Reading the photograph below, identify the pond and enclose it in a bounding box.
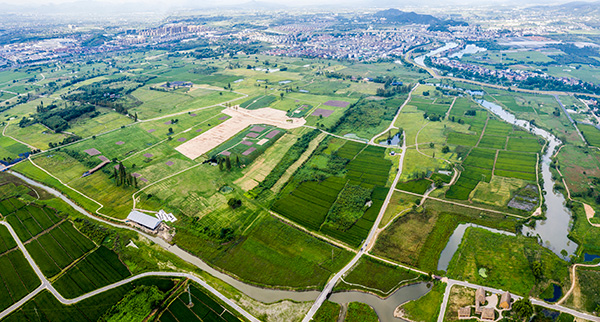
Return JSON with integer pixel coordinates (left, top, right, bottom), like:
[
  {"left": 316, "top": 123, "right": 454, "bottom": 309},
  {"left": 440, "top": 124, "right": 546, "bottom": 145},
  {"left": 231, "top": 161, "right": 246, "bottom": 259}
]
[
  {"left": 543, "top": 284, "right": 563, "bottom": 303},
  {"left": 378, "top": 133, "right": 402, "bottom": 146},
  {"left": 584, "top": 253, "right": 600, "bottom": 262}
]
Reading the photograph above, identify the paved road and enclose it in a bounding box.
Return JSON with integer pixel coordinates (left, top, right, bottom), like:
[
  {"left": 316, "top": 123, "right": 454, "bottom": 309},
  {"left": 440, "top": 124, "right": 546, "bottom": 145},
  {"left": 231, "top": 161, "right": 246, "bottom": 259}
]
[
  {"left": 438, "top": 279, "right": 600, "bottom": 322},
  {"left": 4, "top": 172, "right": 261, "bottom": 322},
  {"left": 302, "top": 133, "right": 408, "bottom": 322}
]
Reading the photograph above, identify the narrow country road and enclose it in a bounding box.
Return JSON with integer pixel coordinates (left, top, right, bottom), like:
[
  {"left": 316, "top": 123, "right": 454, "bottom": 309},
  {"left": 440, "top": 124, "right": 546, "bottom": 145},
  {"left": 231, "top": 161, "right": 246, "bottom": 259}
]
[
  {"left": 437, "top": 279, "right": 600, "bottom": 322},
  {"left": 369, "top": 84, "right": 419, "bottom": 145},
  {"left": 302, "top": 132, "right": 408, "bottom": 322}
]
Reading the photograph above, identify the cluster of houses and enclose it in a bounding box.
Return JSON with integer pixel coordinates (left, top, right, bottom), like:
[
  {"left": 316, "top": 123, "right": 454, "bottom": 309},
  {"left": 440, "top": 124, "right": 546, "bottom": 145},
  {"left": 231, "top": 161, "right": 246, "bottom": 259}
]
[{"left": 458, "top": 287, "right": 511, "bottom": 321}]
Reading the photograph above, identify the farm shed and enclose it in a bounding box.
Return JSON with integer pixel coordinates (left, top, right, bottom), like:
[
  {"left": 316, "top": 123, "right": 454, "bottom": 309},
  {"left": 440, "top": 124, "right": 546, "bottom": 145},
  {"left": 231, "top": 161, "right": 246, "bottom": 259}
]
[
  {"left": 481, "top": 307, "right": 495, "bottom": 321},
  {"left": 127, "top": 210, "right": 162, "bottom": 230},
  {"left": 499, "top": 292, "right": 511, "bottom": 309},
  {"left": 458, "top": 306, "right": 471, "bottom": 319}
]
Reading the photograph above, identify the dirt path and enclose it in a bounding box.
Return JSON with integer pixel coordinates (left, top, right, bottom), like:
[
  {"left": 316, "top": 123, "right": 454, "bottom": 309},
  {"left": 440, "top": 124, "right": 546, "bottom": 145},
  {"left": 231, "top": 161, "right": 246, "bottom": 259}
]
[
  {"left": 475, "top": 116, "right": 489, "bottom": 147},
  {"left": 445, "top": 97, "right": 457, "bottom": 119},
  {"left": 583, "top": 203, "right": 600, "bottom": 228},
  {"left": 271, "top": 132, "right": 326, "bottom": 193},
  {"left": 395, "top": 188, "right": 529, "bottom": 219},
  {"left": 557, "top": 262, "right": 600, "bottom": 305}
]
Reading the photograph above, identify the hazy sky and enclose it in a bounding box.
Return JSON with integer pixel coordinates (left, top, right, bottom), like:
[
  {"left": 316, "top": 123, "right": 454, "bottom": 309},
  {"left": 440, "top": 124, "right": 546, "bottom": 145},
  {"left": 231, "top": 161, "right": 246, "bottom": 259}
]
[{"left": 0, "top": 0, "right": 578, "bottom": 4}]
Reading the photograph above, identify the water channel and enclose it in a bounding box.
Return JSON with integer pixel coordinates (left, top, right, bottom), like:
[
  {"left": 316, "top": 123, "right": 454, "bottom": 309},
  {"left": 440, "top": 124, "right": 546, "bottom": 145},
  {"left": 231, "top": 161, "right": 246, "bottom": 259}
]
[
  {"left": 9, "top": 171, "right": 428, "bottom": 321},
  {"left": 414, "top": 42, "right": 458, "bottom": 67}
]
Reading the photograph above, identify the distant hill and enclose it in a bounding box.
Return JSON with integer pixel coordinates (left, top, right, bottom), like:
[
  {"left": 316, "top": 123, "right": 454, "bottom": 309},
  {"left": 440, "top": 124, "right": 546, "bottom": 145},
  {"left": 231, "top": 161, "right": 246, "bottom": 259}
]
[{"left": 374, "top": 8, "right": 440, "bottom": 25}]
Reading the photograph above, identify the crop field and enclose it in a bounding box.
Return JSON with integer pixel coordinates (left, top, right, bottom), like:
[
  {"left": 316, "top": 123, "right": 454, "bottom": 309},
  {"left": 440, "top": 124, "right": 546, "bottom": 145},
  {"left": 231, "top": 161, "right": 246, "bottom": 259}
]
[
  {"left": 25, "top": 221, "right": 95, "bottom": 277},
  {"left": 272, "top": 141, "right": 392, "bottom": 247},
  {"left": 272, "top": 176, "right": 346, "bottom": 231},
  {"left": 0, "top": 136, "right": 30, "bottom": 161},
  {"left": 579, "top": 123, "right": 600, "bottom": 148},
  {"left": 159, "top": 284, "right": 241, "bottom": 322},
  {"left": 477, "top": 134, "right": 507, "bottom": 149},
  {"left": 447, "top": 227, "right": 569, "bottom": 297},
  {"left": 0, "top": 225, "right": 40, "bottom": 312},
  {"left": 396, "top": 179, "right": 432, "bottom": 194},
  {"left": 507, "top": 137, "right": 543, "bottom": 153},
  {"left": 412, "top": 96, "right": 451, "bottom": 116},
  {"left": 52, "top": 246, "right": 131, "bottom": 298},
  {"left": 446, "top": 132, "right": 478, "bottom": 146},
  {"left": 6, "top": 204, "right": 63, "bottom": 243},
  {"left": 4, "top": 277, "right": 177, "bottom": 322},
  {"left": 556, "top": 145, "right": 600, "bottom": 195},
  {"left": 176, "top": 215, "right": 354, "bottom": 288},
  {"left": 494, "top": 151, "right": 537, "bottom": 181},
  {"left": 209, "top": 124, "right": 284, "bottom": 164},
  {"left": 332, "top": 97, "right": 405, "bottom": 140},
  {"left": 239, "top": 94, "right": 277, "bottom": 110}
]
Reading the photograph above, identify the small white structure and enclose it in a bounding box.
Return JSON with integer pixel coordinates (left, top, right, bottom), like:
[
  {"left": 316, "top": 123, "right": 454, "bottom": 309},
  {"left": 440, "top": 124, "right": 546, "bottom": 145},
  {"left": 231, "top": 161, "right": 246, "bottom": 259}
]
[
  {"left": 157, "top": 209, "right": 177, "bottom": 222},
  {"left": 127, "top": 210, "right": 162, "bottom": 230}
]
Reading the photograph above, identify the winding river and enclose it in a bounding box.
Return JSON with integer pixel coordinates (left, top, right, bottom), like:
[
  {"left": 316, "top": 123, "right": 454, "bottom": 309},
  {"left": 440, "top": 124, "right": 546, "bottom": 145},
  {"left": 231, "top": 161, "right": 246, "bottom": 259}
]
[
  {"left": 9, "top": 171, "right": 428, "bottom": 321},
  {"left": 476, "top": 99, "right": 578, "bottom": 258},
  {"left": 417, "top": 43, "right": 578, "bottom": 261}
]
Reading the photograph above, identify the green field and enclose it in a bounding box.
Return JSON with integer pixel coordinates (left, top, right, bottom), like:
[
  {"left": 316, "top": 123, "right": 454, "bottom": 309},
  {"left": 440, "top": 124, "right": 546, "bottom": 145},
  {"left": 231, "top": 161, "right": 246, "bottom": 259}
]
[
  {"left": 272, "top": 141, "right": 392, "bottom": 247},
  {"left": 3, "top": 277, "right": 177, "bottom": 322},
  {"left": 344, "top": 302, "right": 379, "bottom": 322},
  {"left": 0, "top": 225, "right": 41, "bottom": 312},
  {"left": 336, "top": 256, "right": 422, "bottom": 296},
  {"left": 52, "top": 246, "right": 131, "bottom": 298},
  {"left": 158, "top": 283, "right": 241, "bottom": 322},
  {"left": 579, "top": 123, "right": 600, "bottom": 147},
  {"left": 447, "top": 227, "right": 569, "bottom": 297}
]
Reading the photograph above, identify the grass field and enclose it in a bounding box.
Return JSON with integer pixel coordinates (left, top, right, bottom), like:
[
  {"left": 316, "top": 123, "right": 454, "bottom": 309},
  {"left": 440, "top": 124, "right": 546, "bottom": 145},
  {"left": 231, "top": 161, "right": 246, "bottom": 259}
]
[
  {"left": 174, "top": 215, "right": 354, "bottom": 289},
  {"left": 579, "top": 123, "right": 600, "bottom": 147},
  {"left": 401, "top": 282, "right": 444, "bottom": 322},
  {"left": 373, "top": 199, "right": 516, "bottom": 273},
  {"left": 447, "top": 227, "right": 569, "bottom": 297},
  {"left": 0, "top": 136, "right": 30, "bottom": 161},
  {"left": 344, "top": 302, "right": 379, "bottom": 322},
  {"left": 313, "top": 301, "right": 341, "bottom": 322},
  {"left": 336, "top": 256, "right": 422, "bottom": 296}
]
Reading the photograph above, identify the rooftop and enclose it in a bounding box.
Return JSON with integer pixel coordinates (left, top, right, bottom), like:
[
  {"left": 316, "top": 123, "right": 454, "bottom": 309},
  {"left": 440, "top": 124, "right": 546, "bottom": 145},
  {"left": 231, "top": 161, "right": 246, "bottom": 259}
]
[{"left": 127, "top": 210, "right": 162, "bottom": 230}]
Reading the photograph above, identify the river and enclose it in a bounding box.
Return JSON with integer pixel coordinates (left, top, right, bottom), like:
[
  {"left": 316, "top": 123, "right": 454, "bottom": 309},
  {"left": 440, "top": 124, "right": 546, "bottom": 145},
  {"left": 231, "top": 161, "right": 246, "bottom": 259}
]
[
  {"left": 476, "top": 99, "right": 578, "bottom": 258},
  {"left": 9, "top": 171, "right": 429, "bottom": 320},
  {"left": 414, "top": 42, "right": 459, "bottom": 68}
]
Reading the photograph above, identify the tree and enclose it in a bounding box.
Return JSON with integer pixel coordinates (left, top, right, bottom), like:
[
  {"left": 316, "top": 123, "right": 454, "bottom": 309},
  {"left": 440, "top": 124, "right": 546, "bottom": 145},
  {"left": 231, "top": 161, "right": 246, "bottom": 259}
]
[
  {"left": 227, "top": 198, "right": 242, "bottom": 209},
  {"left": 442, "top": 146, "right": 450, "bottom": 153},
  {"left": 513, "top": 298, "right": 534, "bottom": 320},
  {"left": 531, "top": 261, "right": 543, "bottom": 279}
]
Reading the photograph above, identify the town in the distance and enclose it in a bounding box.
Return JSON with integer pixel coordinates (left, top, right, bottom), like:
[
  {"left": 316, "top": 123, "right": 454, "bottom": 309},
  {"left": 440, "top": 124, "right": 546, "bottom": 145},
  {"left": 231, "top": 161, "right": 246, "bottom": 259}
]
[{"left": 0, "top": 0, "right": 599, "bottom": 321}]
